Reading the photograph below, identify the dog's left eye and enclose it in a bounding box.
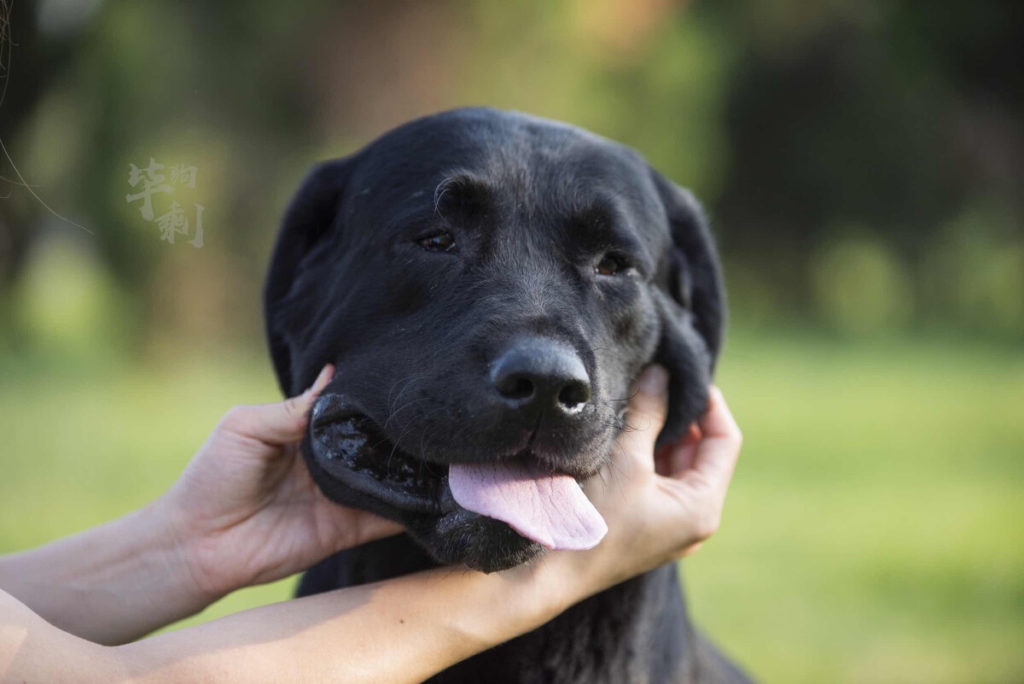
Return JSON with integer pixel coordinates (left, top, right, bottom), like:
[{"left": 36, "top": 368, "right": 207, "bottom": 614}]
[
  {"left": 417, "top": 231, "right": 457, "bottom": 253},
  {"left": 594, "top": 253, "right": 630, "bottom": 276}
]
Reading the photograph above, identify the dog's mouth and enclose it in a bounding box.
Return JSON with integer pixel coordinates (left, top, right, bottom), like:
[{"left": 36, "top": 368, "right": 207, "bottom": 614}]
[
  {"left": 309, "top": 400, "right": 447, "bottom": 514},
  {"left": 308, "top": 393, "right": 607, "bottom": 553}
]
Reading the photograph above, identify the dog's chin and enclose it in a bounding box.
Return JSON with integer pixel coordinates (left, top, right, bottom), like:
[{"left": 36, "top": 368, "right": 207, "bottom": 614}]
[
  {"left": 406, "top": 509, "right": 546, "bottom": 573},
  {"left": 304, "top": 393, "right": 546, "bottom": 572}
]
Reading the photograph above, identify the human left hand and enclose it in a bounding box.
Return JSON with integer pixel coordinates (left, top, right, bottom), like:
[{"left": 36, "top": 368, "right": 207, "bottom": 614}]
[{"left": 158, "top": 365, "right": 403, "bottom": 601}]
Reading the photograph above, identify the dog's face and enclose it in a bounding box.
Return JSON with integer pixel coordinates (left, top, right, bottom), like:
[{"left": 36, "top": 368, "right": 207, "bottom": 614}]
[{"left": 265, "top": 108, "right": 725, "bottom": 572}]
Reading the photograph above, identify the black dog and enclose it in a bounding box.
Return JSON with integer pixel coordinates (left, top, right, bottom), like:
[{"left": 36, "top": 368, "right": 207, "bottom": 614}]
[{"left": 264, "top": 108, "right": 750, "bottom": 682}]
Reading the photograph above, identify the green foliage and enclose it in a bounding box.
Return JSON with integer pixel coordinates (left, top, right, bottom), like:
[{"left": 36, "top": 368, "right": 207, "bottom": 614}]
[
  {"left": 11, "top": 233, "right": 125, "bottom": 359},
  {"left": 921, "top": 203, "right": 1024, "bottom": 336},
  {"left": 811, "top": 231, "right": 913, "bottom": 336},
  {"left": 3, "top": 0, "right": 1021, "bottom": 348}
]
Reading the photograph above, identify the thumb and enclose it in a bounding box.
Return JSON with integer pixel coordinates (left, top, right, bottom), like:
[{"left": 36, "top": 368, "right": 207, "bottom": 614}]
[
  {"left": 229, "top": 364, "right": 335, "bottom": 445},
  {"left": 615, "top": 365, "right": 669, "bottom": 468}
]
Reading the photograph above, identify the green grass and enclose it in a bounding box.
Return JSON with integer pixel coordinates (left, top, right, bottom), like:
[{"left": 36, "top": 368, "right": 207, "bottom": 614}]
[{"left": 1, "top": 333, "right": 1022, "bottom": 682}]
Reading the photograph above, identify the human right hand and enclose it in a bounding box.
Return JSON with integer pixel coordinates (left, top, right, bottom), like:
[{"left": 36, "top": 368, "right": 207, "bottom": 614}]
[{"left": 539, "top": 366, "right": 743, "bottom": 603}]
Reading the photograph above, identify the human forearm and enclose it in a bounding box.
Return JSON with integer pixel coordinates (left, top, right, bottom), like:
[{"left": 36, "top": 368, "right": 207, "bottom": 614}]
[
  {"left": 1, "top": 588, "right": 128, "bottom": 684},
  {"left": 1, "top": 375, "right": 742, "bottom": 682},
  {"left": 0, "top": 370, "right": 401, "bottom": 647},
  {"left": 0, "top": 500, "right": 210, "bottom": 645},
  {"left": 118, "top": 561, "right": 576, "bottom": 684}
]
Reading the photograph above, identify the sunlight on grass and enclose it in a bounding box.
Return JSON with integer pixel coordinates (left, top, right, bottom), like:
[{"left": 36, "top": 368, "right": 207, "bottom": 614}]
[{"left": 1, "top": 333, "right": 1021, "bottom": 682}]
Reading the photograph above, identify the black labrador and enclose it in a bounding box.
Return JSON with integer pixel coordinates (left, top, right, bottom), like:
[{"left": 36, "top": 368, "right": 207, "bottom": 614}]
[{"left": 264, "top": 108, "right": 751, "bottom": 683}]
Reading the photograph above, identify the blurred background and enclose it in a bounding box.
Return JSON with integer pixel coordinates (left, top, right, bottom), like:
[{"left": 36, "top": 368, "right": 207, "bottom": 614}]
[{"left": 1, "top": 0, "right": 1021, "bottom": 681}]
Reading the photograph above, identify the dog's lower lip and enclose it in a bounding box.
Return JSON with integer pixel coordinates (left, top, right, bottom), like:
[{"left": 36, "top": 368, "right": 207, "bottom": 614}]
[
  {"left": 309, "top": 396, "right": 594, "bottom": 514},
  {"left": 309, "top": 401, "right": 447, "bottom": 514},
  {"left": 314, "top": 414, "right": 575, "bottom": 487},
  {"left": 338, "top": 418, "right": 444, "bottom": 478}
]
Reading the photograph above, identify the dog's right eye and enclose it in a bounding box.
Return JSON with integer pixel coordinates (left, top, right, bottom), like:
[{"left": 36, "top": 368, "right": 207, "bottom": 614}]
[{"left": 417, "top": 231, "right": 457, "bottom": 253}]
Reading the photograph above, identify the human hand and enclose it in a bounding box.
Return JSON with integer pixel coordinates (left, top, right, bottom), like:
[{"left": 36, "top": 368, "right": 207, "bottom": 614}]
[
  {"left": 158, "top": 365, "right": 403, "bottom": 601},
  {"left": 539, "top": 366, "right": 742, "bottom": 603}
]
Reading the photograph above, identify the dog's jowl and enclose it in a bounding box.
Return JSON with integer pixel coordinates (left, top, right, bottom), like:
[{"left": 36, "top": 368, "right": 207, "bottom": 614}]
[{"left": 264, "top": 108, "right": 749, "bottom": 683}]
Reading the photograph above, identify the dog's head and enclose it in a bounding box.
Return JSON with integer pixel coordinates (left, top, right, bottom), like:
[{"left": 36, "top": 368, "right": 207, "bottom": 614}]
[{"left": 264, "top": 108, "right": 725, "bottom": 572}]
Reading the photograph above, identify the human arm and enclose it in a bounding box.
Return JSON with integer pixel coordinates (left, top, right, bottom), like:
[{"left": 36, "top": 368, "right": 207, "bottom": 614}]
[
  {"left": 1, "top": 366, "right": 742, "bottom": 684},
  {"left": 0, "top": 553, "right": 623, "bottom": 684},
  {"left": 0, "top": 365, "right": 402, "bottom": 645}
]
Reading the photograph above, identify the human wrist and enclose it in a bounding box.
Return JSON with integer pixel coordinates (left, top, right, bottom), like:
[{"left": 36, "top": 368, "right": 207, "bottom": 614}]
[
  {"left": 446, "top": 561, "right": 569, "bottom": 651},
  {"left": 525, "top": 518, "right": 662, "bottom": 608},
  {"left": 501, "top": 548, "right": 606, "bottom": 627},
  {"left": 146, "top": 494, "right": 231, "bottom": 610},
  {"left": 0, "top": 500, "right": 217, "bottom": 644}
]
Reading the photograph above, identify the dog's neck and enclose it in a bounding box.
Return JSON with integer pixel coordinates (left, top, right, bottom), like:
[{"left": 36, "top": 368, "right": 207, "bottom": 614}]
[{"left": 297, "top": 534, "right": 700, "bottom": 683}]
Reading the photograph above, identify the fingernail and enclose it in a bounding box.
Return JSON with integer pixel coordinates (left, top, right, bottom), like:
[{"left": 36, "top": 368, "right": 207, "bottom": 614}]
[{"left": 638, "top": 365, "right": 668, "bottom": 395}]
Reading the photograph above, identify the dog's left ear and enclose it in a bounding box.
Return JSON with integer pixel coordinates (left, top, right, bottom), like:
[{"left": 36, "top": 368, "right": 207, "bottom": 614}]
[
  {"left": 264, "top": 157, "right": 355, "bottom": 396},
  {"left": 648, "top": 167, "right": 727, "bottom": 444}
]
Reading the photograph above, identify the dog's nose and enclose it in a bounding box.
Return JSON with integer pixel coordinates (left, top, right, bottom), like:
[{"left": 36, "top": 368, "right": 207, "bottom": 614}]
[{"left": 490, "top": 338, "right": 591, "bottom": 415}]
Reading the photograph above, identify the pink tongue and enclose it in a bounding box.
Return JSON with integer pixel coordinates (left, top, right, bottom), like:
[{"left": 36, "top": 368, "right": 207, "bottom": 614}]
[{"left": 448, "top": 461, "right": 607, "bottom": 551}]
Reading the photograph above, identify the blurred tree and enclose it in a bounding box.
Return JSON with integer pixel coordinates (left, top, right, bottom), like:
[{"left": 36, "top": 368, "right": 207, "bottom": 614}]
[
  {"left": 0, "top": 0, "right": 81, "bottom": 334},
  {"left": 1, "top": 0, "right": 1021, "bottom": 352},
  {"left": 713, "top": 0, "right": 1023, "bottom": 332}
]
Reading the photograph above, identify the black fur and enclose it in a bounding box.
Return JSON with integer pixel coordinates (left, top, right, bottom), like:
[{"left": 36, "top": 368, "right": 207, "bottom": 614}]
[{"left": 264, "top": 108, "right": 750, "bottom": 682}]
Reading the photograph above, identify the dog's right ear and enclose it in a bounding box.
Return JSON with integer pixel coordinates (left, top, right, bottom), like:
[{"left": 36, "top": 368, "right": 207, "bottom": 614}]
[{"left": 264, "top": 157, "right": 355, "bottom": 396}]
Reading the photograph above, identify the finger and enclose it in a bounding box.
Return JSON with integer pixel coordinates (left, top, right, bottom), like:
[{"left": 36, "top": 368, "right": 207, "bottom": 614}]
[
  {"left": 700, "top": 387, "right": 740, "bottom": 441},
  {"left": 655, "top": 424, "right": 701, "bottom": 477},
  {"left": 654, "top": 422, "right": 700, "bottom": 476},
  {"left": 235, "top": 364, "right": 335, "bottom": 445},
  {"left": 654, "top": 442, "right": 674, "bottom": 476},
  {"left": 683, "top": 386, "right": 742, "bottom": 497},
  {"left": 679, "top": 541, "right": 704, "bottom": 557},
  {"left": 615, "top": 365, "right": 669, "bottom": 464}
]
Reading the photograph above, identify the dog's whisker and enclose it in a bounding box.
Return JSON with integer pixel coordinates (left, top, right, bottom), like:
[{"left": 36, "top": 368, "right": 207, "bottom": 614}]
[{"left": 383, "top": 374, "right": 430, "bottom": 431}]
